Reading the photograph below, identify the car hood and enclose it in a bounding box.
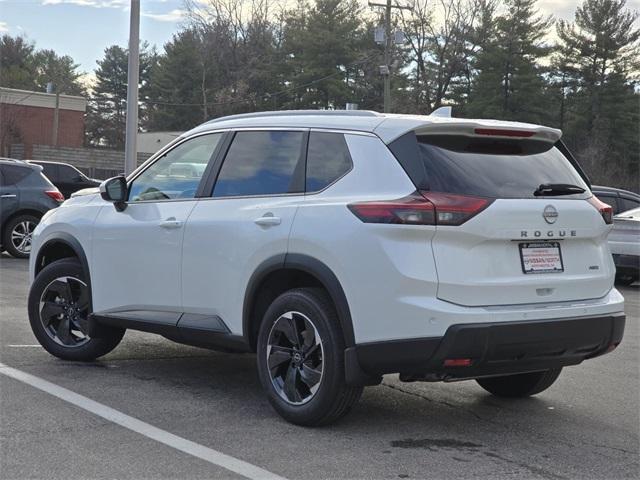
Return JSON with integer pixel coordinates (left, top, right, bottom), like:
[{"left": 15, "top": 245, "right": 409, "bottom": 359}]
[{"left": 70, "top": 187, "right": 100, "bottom": 198}]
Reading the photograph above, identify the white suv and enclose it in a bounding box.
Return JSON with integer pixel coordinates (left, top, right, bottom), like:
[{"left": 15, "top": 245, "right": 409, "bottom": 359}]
[{"left": 28, "top": 110, "right": 626, "bottom": 425}]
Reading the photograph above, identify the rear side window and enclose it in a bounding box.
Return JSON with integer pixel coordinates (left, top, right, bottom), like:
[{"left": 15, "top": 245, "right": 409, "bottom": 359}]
[
  {"left": 619, "top": 197, "right": 640, "bottom": 213},
  {"left": 306, "top": 132, "right": 352, "bottom": 192},
  {"left": 1, "top": 165, "right": 31, "bottom": 185},
  {"left": 389, "top": 133, "right": 590, "bottom": 199},
  {"left": 213, "top": 131, "right": 305, "bottom": 197}
]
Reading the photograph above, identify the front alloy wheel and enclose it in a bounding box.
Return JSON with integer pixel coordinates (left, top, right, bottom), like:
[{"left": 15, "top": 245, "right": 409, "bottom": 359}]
[
  {"left": 28, "top": 258, "right": 125, "bottom": 361},
  {"left": 39, "top": 276, "right": 91, "bottom": 347},
  {"left": 266, "top": 311, "right": 324, "bottom": 405}
]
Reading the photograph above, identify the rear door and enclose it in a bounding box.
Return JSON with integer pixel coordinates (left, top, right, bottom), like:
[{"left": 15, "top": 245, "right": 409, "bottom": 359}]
[
  {"left": 390, "top": 131, "right": 614, "bottom": 307},
  {"left": 181, "top": 129, "right": 307, "bottom": 335}
]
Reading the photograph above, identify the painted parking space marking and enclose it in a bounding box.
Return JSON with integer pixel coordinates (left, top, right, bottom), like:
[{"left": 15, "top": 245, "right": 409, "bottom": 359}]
[{"left": 0, "top": 362, "right": 287, "bottom": 480}]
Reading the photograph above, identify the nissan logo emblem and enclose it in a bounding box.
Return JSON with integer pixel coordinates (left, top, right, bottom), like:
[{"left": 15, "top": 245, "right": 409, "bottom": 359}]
[{"left": 543, "top": 205, "right": 558, "bottom": 224}]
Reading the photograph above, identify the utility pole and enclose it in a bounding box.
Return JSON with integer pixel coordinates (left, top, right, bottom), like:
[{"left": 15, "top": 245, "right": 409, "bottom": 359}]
[
  {"left": 369, "top": 0, "right": 411, "bottom": 113},
  {"left": 47, "top": 82, "right": 60, "bottom": 147},
  {"left": 124, "top": 0, "right": 140, "bottom": 175}
]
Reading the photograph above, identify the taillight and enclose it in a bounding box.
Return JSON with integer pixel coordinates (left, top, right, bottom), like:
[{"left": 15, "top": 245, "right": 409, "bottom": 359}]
[
  {"left": 420, "top": 192, "right": 492, "bottom": 226},
  {"left": 348, "top": 192, "right": 492, "bottom": 226},
  {"left": 45, "top": 190, "right": 64, "bottom": 203},
  {"left": 347, "top": 192, "right": 435, "bottom": 225},
  {"left": 588, "top": 196, "right": 613, "bottom": 224}
]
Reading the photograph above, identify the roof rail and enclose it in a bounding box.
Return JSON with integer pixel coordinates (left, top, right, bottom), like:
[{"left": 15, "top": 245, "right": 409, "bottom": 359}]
[{"left": 206, "top": 109, "right": 382, "bottom": 124}]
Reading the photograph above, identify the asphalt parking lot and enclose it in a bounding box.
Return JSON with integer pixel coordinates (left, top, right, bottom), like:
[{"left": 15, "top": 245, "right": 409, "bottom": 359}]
[{"left": 1, "top": 254, "right": 638, "bottom": 480}]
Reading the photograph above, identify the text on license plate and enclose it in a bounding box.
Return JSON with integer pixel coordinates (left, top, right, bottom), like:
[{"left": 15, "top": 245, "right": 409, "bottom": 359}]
[{"left": 519, "top": 242, "right": 564, "bottom": 274}]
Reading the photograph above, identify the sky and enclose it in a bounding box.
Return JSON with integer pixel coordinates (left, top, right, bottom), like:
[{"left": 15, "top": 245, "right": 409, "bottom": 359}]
[{"left": 1, "top": 0, "right": 639, "bottom": 83}]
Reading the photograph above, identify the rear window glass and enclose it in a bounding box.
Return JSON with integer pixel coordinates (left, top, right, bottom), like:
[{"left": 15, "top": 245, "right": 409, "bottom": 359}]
[
  {"left": 306, "top": 132, "right": 352, "bottom": 192},
  {"left": 0, "top": 165, "right": 31, "bottom": 185},
  {"left": 390, "top": 134, "right": 590, "bottom": 199}
]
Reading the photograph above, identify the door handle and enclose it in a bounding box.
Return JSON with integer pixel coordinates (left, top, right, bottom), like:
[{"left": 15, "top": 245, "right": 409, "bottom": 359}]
[
  {"left": 1, "top": 194, "right": 16, "bottom": 198},
  {"left": 159, "top": 217, "right": 183, "bottom": 229},
  {"left": 254, "top": 214, "right": 281, "bottom": 227}
]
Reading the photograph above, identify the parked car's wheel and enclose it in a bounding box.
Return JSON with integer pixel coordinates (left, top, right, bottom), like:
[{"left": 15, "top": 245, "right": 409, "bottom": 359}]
[
  {"left": 257, "top": 288, "right": 363, "bottom": 426},
  {"left": 3, "top": 214, "right": 39, "bottom": 258},
  {"left": 28, "top": 258, "right": 124, "bottom": 361},
  {"left": 615, "top": 274, "right": 637, "bottom": 286},
  {"left": 476, "top": 368, "right": 562, "bottom": 397}
]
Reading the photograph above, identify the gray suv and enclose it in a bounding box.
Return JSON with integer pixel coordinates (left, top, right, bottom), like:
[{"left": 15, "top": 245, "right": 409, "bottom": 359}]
[{"left": 0, "top": 158, "right": 64, "bottom": 258}]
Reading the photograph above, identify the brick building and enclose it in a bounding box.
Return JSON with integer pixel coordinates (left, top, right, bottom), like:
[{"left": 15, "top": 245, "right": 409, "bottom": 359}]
[{"left": 0, "top": 87, "right": 87, "bottom": 158}]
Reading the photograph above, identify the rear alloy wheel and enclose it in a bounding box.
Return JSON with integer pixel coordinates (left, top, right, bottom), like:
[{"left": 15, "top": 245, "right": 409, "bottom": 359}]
[
  {"left": 266, "top": 311, "right": 324, "bottom": 405},
  {"left": 28, "top": 258, "right": 124, "bottom": 361},
  {"left": 257, "top": 288, "right": 363, "bottom": 426},
  {"left": 476, "top": 368, "right": 562, "bottom": 398},
  {"left": 3, "top": 214, "right": 39, "bottom": 258}
]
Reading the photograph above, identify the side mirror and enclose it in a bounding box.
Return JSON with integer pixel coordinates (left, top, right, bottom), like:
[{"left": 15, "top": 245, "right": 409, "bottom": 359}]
[{"left": 100, "top": 176, "right": 128, "bottom": 212}]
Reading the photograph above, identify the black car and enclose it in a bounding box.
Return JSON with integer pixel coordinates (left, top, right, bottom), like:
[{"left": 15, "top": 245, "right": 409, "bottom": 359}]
[
  {"left": 592, "top": 185, "right": 640, "bottom": 214},
  {"left": 28, "top": 160, "right": 101, "bottom": 198},
  {"left": 0, "top": 158, "right": 64, "bottom": 258}
]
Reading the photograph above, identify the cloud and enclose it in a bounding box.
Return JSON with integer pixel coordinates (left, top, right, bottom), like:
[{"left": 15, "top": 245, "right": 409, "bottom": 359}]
[
  {"left": 41, "top": 0, "right": 128, "bottom": 8},
  {"left": 142, "top": 8, "right": 186, "bottom": 22},
  {"left": 0, "top": 21, "right": 8, "bottom": 33}
]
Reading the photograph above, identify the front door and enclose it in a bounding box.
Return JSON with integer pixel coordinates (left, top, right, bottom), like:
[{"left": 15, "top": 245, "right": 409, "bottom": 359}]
[{"left": 90, "top": 132, "right": 224, "bottom": 315}]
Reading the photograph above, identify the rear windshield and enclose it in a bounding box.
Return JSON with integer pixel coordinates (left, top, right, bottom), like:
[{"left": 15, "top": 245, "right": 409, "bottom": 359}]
[{"left": 389, "top": 133, "right": 590, "bottom": 199}]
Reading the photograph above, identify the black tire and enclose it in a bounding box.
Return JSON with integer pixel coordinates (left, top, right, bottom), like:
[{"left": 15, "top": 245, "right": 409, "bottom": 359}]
[
  {"left": 257, "top": 288, "right": 363, "bottom": 426},
  {"left": 3, "top": 214, "right": 40, "bottom": 258},
  {"left": 28, "top": 258, "right": 125, "bottom": 361},
  {"left": 615, "top": 275, "right": 637, "bottom": 286},
  {"left": 476, "top": 368, "right": 562, "bottom": 398}
]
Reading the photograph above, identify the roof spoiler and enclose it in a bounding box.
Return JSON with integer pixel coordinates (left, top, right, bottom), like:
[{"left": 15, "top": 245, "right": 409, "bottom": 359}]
[{"left": 430, "top": 106, "right": 452, "bottom": 118}]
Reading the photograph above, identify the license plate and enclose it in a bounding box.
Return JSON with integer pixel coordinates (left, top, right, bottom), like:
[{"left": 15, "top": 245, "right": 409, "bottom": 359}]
[{"left": 519, "top": 242, "right": 564, "bottom": 274}]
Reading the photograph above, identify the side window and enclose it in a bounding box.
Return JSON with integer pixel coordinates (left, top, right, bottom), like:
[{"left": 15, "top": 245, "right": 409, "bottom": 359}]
[
  {"left": 596, "top": 194, "right": 619, "bottom": 214},
  {"left": 2, "top": 165, "right": 30, "bottom": 185},
  {"left": 129, "top": 133, "right": 222, "bottom": 202},
  {"left": 40, "top": 163, "right": 59, "bottom": 182},
  {"left": 619, "top": 197, "right": 640, "bottom": 213},
  {"left": 306, "top": 132, "right": 353, "bottom": 192},
  {"left": 58, "top": 164, "right": 81, "bottom": 180},
  {"left": 213, "top": 131, "right": 305, "bottom": 197}
]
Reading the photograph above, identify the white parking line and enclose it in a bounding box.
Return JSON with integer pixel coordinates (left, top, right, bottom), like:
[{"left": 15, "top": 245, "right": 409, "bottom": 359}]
[
  {"left": 0, "top": 362, "right": 287, "bottom": 480},
  {"left": 6, "top": 344, "right": 42, "bottom": 347}
]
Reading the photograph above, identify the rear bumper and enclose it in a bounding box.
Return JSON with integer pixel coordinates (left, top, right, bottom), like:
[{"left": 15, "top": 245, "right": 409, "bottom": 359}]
[{"left": 345, "top": 313, "right": 625, "bottom": 385}]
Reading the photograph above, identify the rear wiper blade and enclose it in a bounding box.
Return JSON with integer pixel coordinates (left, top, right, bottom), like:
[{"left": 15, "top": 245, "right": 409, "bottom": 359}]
[{"left": 534, "top": 183, "right": 586, "bottom": 196}]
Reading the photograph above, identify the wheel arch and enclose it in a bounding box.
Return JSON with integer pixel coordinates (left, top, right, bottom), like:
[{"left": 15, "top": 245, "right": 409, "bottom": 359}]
[
  {"left": 2, "top": 209, "right": 45, "bottom": 231},
  {"left": 243, "top": 253, "right": 355, "bottom": 352},
  {"left": 35, "top": 233, "right": 90, "bottom": 284}
]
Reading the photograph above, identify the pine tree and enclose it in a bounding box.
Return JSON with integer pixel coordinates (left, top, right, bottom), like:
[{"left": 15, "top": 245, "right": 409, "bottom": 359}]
[
  {"left": 555, "top": 0, "right": 639, "bottom": 189},
  {"left": 0, "top": 35, "right": 37, "bottom": 90},
  {"left": 281, "top": 0, "right": 368, "bottom": 109},
  {"left": 87, "top": 44, "right": 154, "bottom": 148},
  {"left": 34, "top": 49, "right": 85, "bottom": 96},
  {"left": 465, "top": 0, "right": 552, "bottom": 123}
]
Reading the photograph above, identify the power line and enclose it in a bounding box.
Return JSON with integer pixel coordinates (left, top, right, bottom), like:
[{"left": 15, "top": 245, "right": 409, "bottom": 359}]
[{"left": 86, "top": 53, "right": 379, "bottom": 109}]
